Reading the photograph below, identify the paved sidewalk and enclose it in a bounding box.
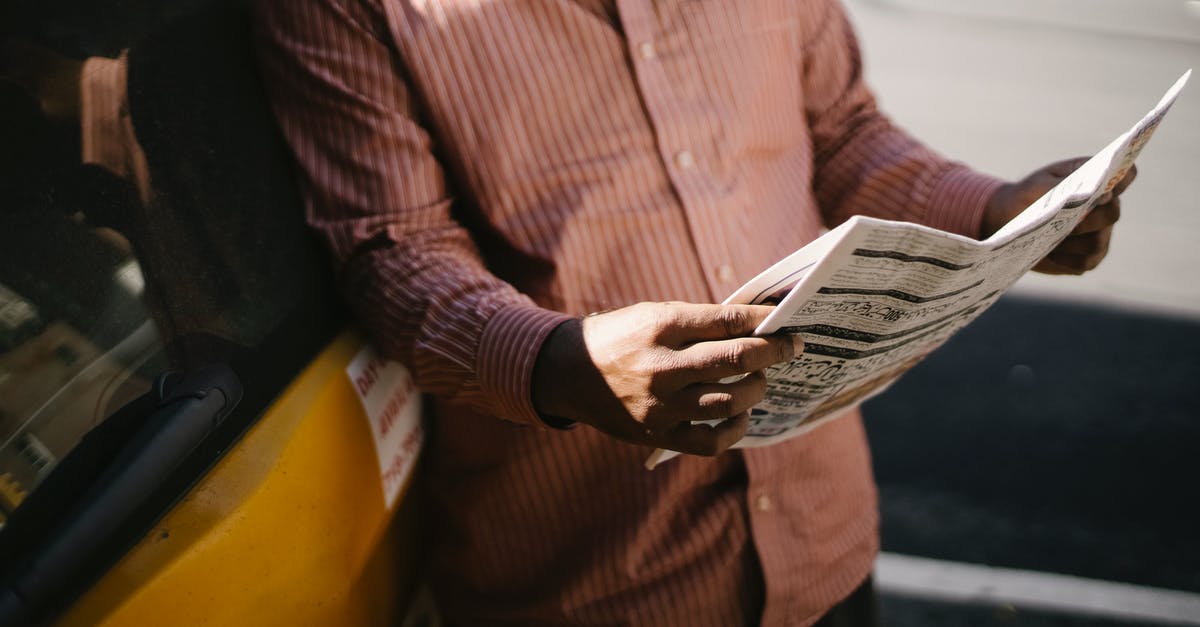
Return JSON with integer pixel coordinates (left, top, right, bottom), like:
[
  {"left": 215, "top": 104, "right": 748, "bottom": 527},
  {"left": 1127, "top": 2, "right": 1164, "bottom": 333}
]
[{"left": 846, "top": 0, "right": 1200, "bottom": 318}]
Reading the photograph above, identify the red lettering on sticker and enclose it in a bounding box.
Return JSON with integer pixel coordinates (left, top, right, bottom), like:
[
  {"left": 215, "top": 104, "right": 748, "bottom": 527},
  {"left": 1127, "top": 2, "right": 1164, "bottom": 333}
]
[
  {"left": 378, "top": 394, "right": 400, "bottom": 437},
  {"left": 377, "top": 372, "right": 418, "bottom": 437},
  {"left": 355, "top": 359, "right": 380, "bottom": 396},
  {"left": 381, "top": 423, "right": 424, "bottom": 491}
]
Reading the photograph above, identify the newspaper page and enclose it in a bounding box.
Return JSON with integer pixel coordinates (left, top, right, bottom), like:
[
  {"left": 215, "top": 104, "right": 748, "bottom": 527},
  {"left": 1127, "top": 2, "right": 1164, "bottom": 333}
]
[{"left": 646, "top": 70, "right": 1190, "bottom": 468}]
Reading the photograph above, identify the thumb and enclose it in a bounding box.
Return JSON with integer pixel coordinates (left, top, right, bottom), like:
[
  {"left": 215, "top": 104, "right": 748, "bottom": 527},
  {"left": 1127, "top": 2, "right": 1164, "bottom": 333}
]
[{"left": 657, "top": 303, "right": 774, "bottom": 344}]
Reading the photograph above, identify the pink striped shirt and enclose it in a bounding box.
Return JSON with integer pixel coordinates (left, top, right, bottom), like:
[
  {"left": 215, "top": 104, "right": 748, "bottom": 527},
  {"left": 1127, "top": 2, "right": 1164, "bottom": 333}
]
[{"left": 255, "top": 1, "right": 1000, "bottom": 624}]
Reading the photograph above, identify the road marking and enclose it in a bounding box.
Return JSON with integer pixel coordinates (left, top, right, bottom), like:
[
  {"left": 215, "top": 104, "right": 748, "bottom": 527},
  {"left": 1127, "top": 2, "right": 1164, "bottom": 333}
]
[{"left": 876, "top": 552, "right": 1200, "bottom": 625}]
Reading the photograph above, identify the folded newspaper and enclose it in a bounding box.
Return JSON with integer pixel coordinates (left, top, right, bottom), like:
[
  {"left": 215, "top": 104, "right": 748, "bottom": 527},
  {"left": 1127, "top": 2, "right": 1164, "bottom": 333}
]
[{"left": 647, "top": 70, "right": 1191, "bottom": 469}]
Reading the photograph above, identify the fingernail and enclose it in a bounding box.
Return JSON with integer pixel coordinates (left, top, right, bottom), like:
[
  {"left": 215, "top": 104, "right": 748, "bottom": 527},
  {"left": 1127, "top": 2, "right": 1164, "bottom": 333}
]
[{"left": 791, "top": 334, "right": 804, "bottom": 356}]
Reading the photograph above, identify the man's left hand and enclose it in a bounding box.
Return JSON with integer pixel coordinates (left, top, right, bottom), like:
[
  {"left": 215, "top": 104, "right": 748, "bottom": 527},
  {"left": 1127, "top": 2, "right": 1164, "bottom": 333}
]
[{"left": 980, "top": 157, "right": 1137, "bottom": 275}]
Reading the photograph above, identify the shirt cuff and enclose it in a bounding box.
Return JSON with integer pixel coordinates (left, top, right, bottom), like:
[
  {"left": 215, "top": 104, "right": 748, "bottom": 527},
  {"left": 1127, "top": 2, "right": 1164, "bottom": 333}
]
[
  {"left": 921, "top": 165, "right": 1005, "bottom": 239},
  {"left": 476, "top": 303, "right": 576, "bottom": 428}
]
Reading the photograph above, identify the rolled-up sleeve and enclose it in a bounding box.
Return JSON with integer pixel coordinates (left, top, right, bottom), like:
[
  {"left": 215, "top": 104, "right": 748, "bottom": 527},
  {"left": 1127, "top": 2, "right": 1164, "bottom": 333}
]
[
  {"left": 254, "top": 0, "right": 572, "bottom": 426},
  {"left": 804, "top": 0, "right": 1003, "bottom": 238}
]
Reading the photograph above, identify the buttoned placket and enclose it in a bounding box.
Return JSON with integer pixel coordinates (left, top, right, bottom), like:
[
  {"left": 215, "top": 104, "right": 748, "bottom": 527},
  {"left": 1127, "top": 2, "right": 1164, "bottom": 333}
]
[
  {"left": 742, "top": 448, "right": 792, "bottom": 625},
  {"left": 613, "top": 0, "right": 743, "bottom": 302},
  {"left": 613, "top": 7, "right": 786, "bottom": 616}
]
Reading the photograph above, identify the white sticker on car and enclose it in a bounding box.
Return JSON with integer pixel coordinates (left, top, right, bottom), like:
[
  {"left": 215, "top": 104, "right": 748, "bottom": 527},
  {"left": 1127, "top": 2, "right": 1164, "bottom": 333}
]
[{"left": 346, "top": 345, "right": 423, "bottom": 509}]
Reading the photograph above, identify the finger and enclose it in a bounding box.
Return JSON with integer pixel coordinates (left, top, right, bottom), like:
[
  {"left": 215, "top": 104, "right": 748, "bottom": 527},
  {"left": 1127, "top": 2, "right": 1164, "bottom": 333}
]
[
  {"left": 673, "top": 371, "right": 768, "bottom": 423},
  {"left": 1037, "top": 242, "right": 1110, "bottom": 275},
  {"left": 673, "top": 335, "right": 798, "bottom": 383},
  {"left": 1112, "top": 164, "right": 1138, "bottom": 196},
  {"left": 1053, "top": 229, "right": 1112, "bottom": 257},
  {"left": 655, "top": 303, "right": 775, "bottom": 344},
  {"left": 1073, "top": 198, "right": 1120, "bottom": 235},
  {"left": 658, "top": 411, "right": 750, "bottom": 457},
  {"left": 1031, "top": 256, "right": 1083, "bottom": 275}
]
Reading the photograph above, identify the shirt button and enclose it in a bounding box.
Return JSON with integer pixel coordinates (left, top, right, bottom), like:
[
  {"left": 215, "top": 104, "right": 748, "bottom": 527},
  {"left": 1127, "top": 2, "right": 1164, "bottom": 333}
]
[
  {"left": 756, "top": 494, "right": 773, "bottom": 512},
  {"left": 715, "top": 264, "right": 736, "bottom": 283},
  {"left": 638, "top": 41, "right": 656, "bottom": 60},
  {"left": 674, "top": 150, "right": 695, "bottom": 169}
]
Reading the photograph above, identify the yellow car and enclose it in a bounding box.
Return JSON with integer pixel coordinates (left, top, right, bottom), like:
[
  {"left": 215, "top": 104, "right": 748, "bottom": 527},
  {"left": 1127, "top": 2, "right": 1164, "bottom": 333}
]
[{"left": 1, "top": 4, "right": 431, "bottom": 625}]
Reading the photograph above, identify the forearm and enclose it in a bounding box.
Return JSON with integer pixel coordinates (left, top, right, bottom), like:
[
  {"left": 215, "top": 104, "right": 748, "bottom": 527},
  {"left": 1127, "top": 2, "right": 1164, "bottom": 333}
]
[
  {"left": 256, "top": 0, "right": 572, "bottom": 425},
  {"left": 814, "top": 114, "right": 1002, "bottom": 237},
  {"left": 805, "top": 0, "right": 1002, "bottom": 237},
  {"left": 344, "top": 232, "right": 572, "bottom": 424}
]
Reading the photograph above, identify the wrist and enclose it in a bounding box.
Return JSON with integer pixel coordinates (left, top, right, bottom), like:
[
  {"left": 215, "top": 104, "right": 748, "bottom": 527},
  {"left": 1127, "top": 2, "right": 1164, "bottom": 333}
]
[
  {"left": 531, "top": 317, "right": 586, "bottom": 423},
  {"left": 981, "top": 182, "right": 1016, "bottom": 239}
]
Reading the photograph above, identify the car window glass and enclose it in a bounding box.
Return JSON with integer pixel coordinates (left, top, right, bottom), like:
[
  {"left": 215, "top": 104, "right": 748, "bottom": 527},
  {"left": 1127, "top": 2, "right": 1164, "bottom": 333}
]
[
  {"left": 0, "top": 0, "right": 343, "bottom": 532},
  {"left": 0, "top": 177, "right": 167, "bottom": 529}
]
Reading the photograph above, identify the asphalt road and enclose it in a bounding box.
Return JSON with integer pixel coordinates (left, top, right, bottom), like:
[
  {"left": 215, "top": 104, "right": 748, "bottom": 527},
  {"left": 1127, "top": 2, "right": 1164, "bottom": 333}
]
[{"left": 862, "top": 294, "right": 1200, "bottom": 624}]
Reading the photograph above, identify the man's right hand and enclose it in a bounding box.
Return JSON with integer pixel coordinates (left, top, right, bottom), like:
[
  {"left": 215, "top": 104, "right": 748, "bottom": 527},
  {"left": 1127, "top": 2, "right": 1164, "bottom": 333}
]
[{"left": 532, "top": 302, "right": 801, "bottom": 456}]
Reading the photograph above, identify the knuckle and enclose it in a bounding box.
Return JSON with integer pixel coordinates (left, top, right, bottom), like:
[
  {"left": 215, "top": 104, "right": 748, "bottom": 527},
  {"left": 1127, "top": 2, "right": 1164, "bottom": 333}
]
[
  {"left": 632, "top": 301, "right": 659, "bottom": 316},
  {"left": 728, "top": 346, "right": 751, "bottom": 372},
  {"left": 631, "top": 357, "right": 656, "bottom": 382},
  {"left": 718, "top": 309, "right": 748, "bottom": 338},
  {"left": 646, "top": 306, "right": 673, "bottom": 335},
  {"left": 641, "top": 350, "right": 677, "bottom": 379},
  {"left": 644, "top": 350, "right": 669, "bottom": 374},
  {"left": 709, "top": 344, "right": 749, "bottom": 373}
]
